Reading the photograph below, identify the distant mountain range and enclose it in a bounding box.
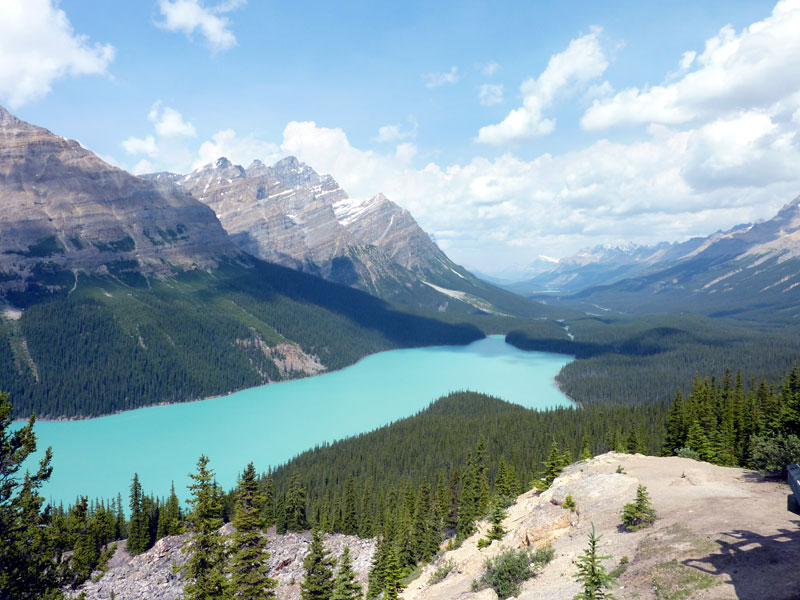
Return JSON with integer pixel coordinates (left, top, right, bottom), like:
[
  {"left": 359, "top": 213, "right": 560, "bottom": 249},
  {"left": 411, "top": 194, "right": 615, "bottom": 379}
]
[
  {"left": 144, "top": 157, "right": 541, "bottom": 316},
  {"left": 511, "top": 200, "right": 800, "bottom": 321}
]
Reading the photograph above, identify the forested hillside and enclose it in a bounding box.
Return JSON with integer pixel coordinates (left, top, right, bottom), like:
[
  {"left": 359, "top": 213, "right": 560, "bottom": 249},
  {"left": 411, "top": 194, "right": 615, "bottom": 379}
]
[
  {"left": 507, "top": 313, "right": 800, "bottom": 406},
  {"left": 0, "top": 258, "right": 483, "bottom": 418}
]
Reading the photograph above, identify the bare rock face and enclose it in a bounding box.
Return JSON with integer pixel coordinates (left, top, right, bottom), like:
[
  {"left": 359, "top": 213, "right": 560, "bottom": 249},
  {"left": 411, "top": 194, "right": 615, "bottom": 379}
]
[
  {"left": 0, "top": 105, "right": 240, "bottom": 299},
  {"left": 72, "top": 528, "right": 375, "bottom": 600},
  {"left": 156, "top": 156, "right": 487, "bottom": 309}
]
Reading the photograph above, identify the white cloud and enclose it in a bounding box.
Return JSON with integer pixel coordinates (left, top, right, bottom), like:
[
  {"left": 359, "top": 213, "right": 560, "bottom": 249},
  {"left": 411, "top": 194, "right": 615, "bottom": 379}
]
[
  {"left": 148, "top": 102, "right": 197, "bottom": 137},
  {"left": 156, "top": 0, "right": 245, "bottom": 53},
  {"left": 582, "top": 0, "right": 800, "bottom": 130},
  {"left": 374, "top": 118, "right": 418, "bottom": 143},
  {"left": 482, "top": 62, "right": 501, "bottom": 76},
  {"left": 132, "top": 159, "right": 156, "bottom": 175},
  {"left": 478, "top": 84, "right": 504, "bottom": 106},
  {"left": 0, "top": 0, "right": 114, "bottom": 108},
  {"left": 193, "top": 128, "right": 281, "bottom": 169},
  {"left": 122, "top": 135, "right": 159, "bottom": 157},
  {"left": 477, "top": 27, "right": 608, "bottom": 144},
  {"left": 270, "top": 117, "right": 800, "bottom": 273},
  {"left": 422, "top": 66, "right": 460, "bottom": 88}
]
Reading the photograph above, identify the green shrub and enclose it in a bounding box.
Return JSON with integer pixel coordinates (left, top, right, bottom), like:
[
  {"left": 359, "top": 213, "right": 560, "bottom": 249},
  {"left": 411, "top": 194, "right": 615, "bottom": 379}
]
[
  {"left": 471, "top": 546, "right": 554, "bottom": 599},
  {"left": 427, "top": 559, "right": 456, "bottom": 585},
  {"left": 676, "top": 447, "right": 700, "bottom": 461},
  {"left": 621, "top": 485, "right": 657, "bottom": 531},
  {"left": 563, "top": 494, "right": 577, "bottom": 512},
  {"left": 752, "top": 434, "right": 800, "bottom": 476}
]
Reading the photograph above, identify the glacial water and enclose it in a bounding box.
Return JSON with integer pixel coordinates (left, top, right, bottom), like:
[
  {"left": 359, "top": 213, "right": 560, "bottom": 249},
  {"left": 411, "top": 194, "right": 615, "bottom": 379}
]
[{"left": 28, "top": 336, "right": 573, "bottom": 506}]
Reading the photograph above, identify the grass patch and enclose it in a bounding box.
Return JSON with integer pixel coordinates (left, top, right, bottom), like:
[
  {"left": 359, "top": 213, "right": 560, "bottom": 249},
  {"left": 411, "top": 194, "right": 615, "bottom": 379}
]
[{"left": 652, "top": 559, "right": 715, "bottom": 600}]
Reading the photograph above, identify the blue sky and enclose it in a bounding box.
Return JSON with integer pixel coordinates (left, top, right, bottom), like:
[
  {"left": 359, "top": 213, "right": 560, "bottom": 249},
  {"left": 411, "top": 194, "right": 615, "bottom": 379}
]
[{"left": 3, "top": 0, "right": 799, "bottom": 276}]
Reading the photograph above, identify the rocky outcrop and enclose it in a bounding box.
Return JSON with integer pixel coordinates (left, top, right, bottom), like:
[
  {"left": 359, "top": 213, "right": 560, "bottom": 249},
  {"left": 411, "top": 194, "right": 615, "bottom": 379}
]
[
  {"left": 404, "top": 452, "right": 800, "bottom": 600},
  {"left": 72, "top": 527, "right": 375, "bottom": 600},
  {"left": 0, "top": 105, "right": 240, "bottom": 300}
]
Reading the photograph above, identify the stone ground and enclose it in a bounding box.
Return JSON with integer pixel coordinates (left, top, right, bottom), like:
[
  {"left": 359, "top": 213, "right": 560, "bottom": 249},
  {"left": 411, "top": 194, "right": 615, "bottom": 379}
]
[
  {"left": 72, "top": 453, "right": 800, "bottom": 599},
  {"left": 405, "top": 453, "right": 800, "bottom": 600}
]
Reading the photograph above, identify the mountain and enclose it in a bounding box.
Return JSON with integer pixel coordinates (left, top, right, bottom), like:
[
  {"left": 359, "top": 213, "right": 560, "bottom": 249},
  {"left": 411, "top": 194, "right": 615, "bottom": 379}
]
[
  {"left": 148, "top": 157, "right": 544, "bottom": 316},
  {"left": 0, "top": 106, "right": 240, "bottom": 307},
  {"left": 539, "top": 197, "right": 800, "bottom": 321},
  {"left": 0, "top": 107, "right": 483, "bottom": 418},
  {"left": 504, "top": 234, "right": 744, "bottom": 295}
]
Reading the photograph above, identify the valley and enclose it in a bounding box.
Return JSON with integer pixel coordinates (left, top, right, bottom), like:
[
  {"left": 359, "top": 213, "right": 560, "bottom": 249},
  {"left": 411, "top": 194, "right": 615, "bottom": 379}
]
[{"left": 3, "top": 2, "right": 800, "bottom": 596}]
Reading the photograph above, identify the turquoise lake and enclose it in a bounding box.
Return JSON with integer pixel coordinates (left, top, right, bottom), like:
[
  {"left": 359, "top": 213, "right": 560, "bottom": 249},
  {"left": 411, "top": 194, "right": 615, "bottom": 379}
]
[{"left": 29, "top": 336, "right": 573, "bottom": 506}]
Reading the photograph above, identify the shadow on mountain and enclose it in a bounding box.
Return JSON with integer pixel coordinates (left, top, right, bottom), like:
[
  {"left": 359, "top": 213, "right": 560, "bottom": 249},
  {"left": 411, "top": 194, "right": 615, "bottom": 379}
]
[
  {"left": 684, "top": 522, "right": 800, "bottom": 600},
  {"left": 217, "top": 257, "right": 484, "bottom": 347}
]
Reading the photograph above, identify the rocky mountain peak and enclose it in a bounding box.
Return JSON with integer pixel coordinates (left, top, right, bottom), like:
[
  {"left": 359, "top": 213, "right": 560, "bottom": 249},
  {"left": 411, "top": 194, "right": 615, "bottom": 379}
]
[
  {"left": 245, "top": 159, "right": 268, "bottom": 178},
  {"left": 269, "top": 156, "right": 322, "bottom": 188}
]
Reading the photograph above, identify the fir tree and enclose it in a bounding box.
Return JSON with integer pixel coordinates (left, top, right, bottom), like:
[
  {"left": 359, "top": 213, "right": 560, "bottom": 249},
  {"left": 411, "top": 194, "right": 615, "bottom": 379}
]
[
  {"left": 620, "top": 485, "right": 657, "bottom": 531},
  {"left": 0, "top": 393, "right": 67, "bottom": 599},
  {"left": 332, "top": 546, "right": 363, "bottom": 600},
  {"left": 580, "top": 433, "right": 592, "bottom": 460},
  {"left": 230, "top": 462, "right": 277, "bottom": 599},
  {"left": 183, "top": 455, "right": 228, "bottom": 600},
  {"left": 262, "top": 475, "right": 275, "bottom": 528},
  {"left": 285, "top": 469, "right": 309, "bottom": 532},
  {"left": 301, "top": 530, "right": 335, "bottom": 600},
  {"left": 573, "top": 524, "right": 616, "bottom": 600},
  {"left": 381, "top": 545, "right": 403, "bottom": 600},
  {"left": 127, "top": 473, "right": 150, "bottom": 555},
  {"left": 366, "top": 536, "right": 389, "bottom": 600},
  {"left": 485, "top": 502, "right": 507, "bottom": 542},
  {"left": 341, "top": 476, "right": 358, "bottom": 535}
]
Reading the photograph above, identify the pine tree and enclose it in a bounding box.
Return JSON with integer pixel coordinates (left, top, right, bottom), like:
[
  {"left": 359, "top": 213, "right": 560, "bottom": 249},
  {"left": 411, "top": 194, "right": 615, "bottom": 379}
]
[
  {"left": 341, "top": 476, "right": 358, "bottom": 535},
  {"left": 262, "top": 475, "right": 275, "bottom": 528},
  {"left": 542, "top": 441, "right": 565, "bottom": 487},
  {"left": 573, "top": 524, "right": 616, "bottom": 600},
  {"left": 366, "top": 536, "right": 389, "bottom": 600},
  {"left": 0, "top": 394, "right": 69, "bottom": 599},
  {"left": 114, "top": 492, "right": 126, "bottom": 540},
  {"left": 127, "top": 473, "right": 150, "bottom": 555},
  {"left": 332, "top": 546, "right": 363, "bottom": 600},
  {"left": 485, "top": 502, "right": 507, "bottom": 542},
  {"left": 285, "top": 469, "right": 309, "bottom": 532},
  {"left": 580, "top": 433, "right": 592, "bottom": 460},
  {"left": 183, "top": 455, "right": 228, "bottom": 600},
  {"left": 620, "top": 485, "right": 657, "bottom": 531},
  {"left": 229, "top": 462, "right": 277, "bottom": 599},
  {"left": 301, "top": 530, "right": 335, "bottom": 600},
  {"left": 381, "top": 545, "right": 403, "bottom": 600}
]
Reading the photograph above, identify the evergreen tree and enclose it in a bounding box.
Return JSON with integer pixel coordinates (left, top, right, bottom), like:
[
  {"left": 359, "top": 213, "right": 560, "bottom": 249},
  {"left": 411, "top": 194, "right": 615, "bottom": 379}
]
[
  {"left": 127, "top": 473, "right": 150, "bottom": 555},
  {"left": 0, "top": 393, "right": 67, "bottom": 599},
  {"left": 486, "top": 502, "right": 507, "bottom": 542},
  {"left": 580, "top": 433, "right": 592, "bottom": 460},
  {"left": 366, "top": 536, "right": 389, "bottom": 600},
  {"left": 332, "top": 546, "right": 363, "bottom": 600},
  {"left": 573, "top": 524, "right": 616, "bottom": 600},
  {"left": 341, "top": 476, "right": 358, "bottom": 535},
  {"left": 381, "top": 545, "right": 403, "bottom": 600},
  {"left": 285, "top": 469, "right": 308, "bottom": 532},
  {"left": 183, "top": 455, "right": 228, "bottom": 600},
  {"left": 114, "top": 493, "right": 126, "bottom": 540},
  {"left": 620, "top": 485, "right": 657, "bottom": 531},
  {"left": 301, "top": 530, "right": 335, "bottom": 600},
  {"left": 542, "top": 441, "right": 565, "bottom": 487},
  {"left": 262, "top": 475, "right": 275, "bottom": 528},
  {"left": 157, "top": 482, "right": 182, "bottom": 538},
  {"left": 230, "top": 462, "right": 277, "bottom": 599}
]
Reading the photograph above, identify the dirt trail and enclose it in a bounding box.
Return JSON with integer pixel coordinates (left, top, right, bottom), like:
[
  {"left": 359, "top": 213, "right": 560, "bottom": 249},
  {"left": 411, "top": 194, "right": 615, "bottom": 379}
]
[{"left": 406, "top": 452, "right": 800, "bottom": 600}]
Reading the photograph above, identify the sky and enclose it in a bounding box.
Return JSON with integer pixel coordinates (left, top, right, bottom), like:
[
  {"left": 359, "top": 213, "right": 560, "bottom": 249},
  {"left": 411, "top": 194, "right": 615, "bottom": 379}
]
[{"left": 2, "top": 0, "right": 800, "bottom": 277}]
